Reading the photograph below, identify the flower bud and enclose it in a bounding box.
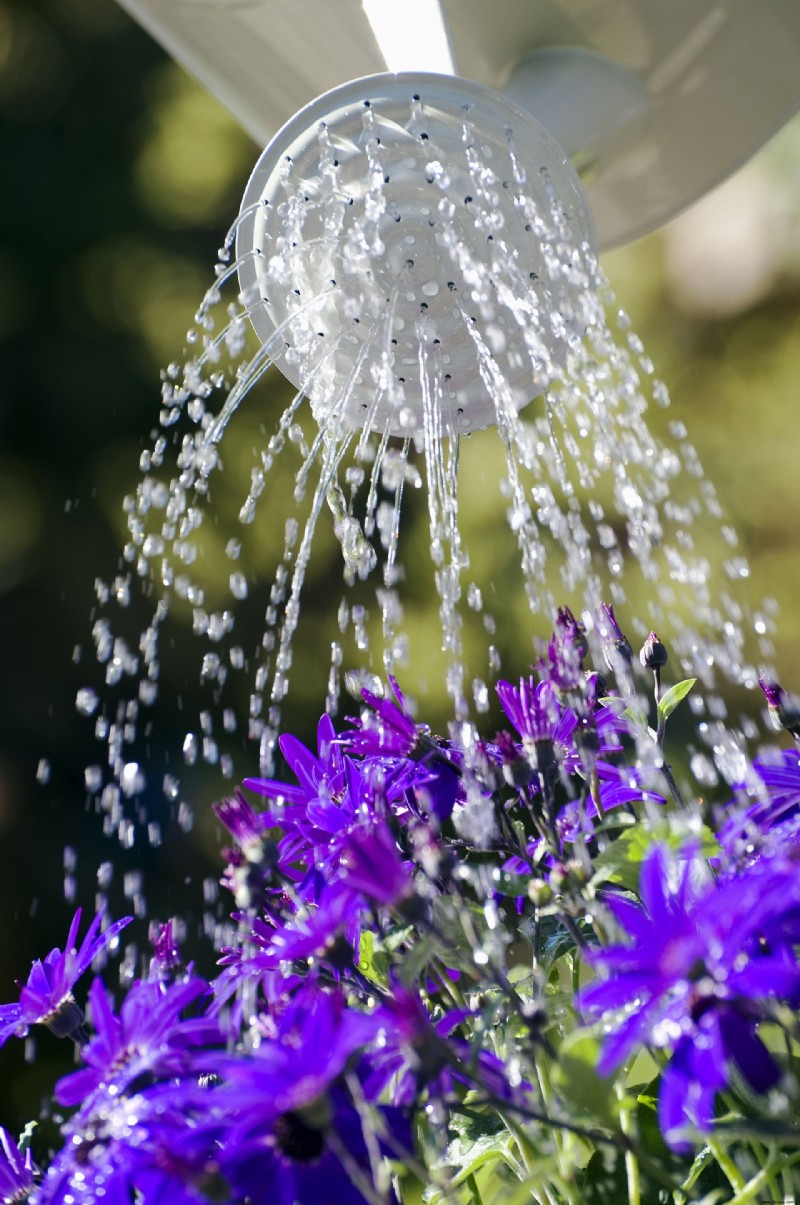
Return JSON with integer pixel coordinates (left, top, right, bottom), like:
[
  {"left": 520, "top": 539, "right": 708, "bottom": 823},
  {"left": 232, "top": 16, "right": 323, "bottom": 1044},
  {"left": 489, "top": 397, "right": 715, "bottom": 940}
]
[
  {"left": 759, "top": 676, "right": 800, "bottom": 736},
  {"left": 639, "top": 631, "right": 668, "bottom": 671},
  {"left": 527, "top": 878, "right": 552, "bottom": 907},
  {"left": 594, "top": 603, "right": 632, "bottom": 673},
  {"left": 585, "top": 670, "right": 608, "bottom": 701},
  {"left": 548, "top": 859, "right": 588, "bottom": 895}
]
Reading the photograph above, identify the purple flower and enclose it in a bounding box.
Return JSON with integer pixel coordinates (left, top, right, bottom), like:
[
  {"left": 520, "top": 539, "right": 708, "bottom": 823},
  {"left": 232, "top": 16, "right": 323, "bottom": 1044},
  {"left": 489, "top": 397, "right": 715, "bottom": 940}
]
[
  {"left": 497, "top": 677, "right": 561, "bottom": 751},
  {"left": 201, "top": 987, "right": 409, "bottom": 1205},
  {"left": 367, "top": 983, "right": 525, "bottom": 1109},
  {"left": 221, "top": 1093, "right": 407, "bottom": 1205},
  {"left": 214, "top": 790, "right": 271, "bottom": 856},
  {"left": 35, "top": 1088, "right": 215, "bottom": 1205},
  {"left": 496, "top": 675, "right": 625, "bottom": 782},
  {"left": 244, "top": 713, "right": 346, "bottom": 810},
  {"left": 208, "top": 985, "right": 381, "bottom": 1113},
  {"left": 720, "top": 749, "right": 800, "bottom": 861},
  {"left": 340, "top": 822, "right": 416, "bottom": 911},
  {"left": 579, "top": 845, "right": 800, "bottom": 1149},
  {"left": 535, "top": 607, "right": 588, "bottom": 692},
  {"left": 0, "top": 908, "right": 131, "bottom": 1046},
  {"left": 221, "top": 885, "right": 362, "bottom": 978},
  {"left": 55, "top": 976, "right": 219, "bottom": 1109},
  {"left": 148, "top": 919, "right": 186, "bottom": 983},
  {"left": 0, "top": 1126, "right": 35, "bottom": 1202},
  {"left": 214, "top": 790, "right": 295, "bottom": 911},
  {"left": 344, "top": 676, "right": 421, "bottom": 759},
  {"left": 240, "top": 722, "right": 422, "bottom": 895},
  {"left": 342, "top": 678, "right": 461, "bottom": 821}
]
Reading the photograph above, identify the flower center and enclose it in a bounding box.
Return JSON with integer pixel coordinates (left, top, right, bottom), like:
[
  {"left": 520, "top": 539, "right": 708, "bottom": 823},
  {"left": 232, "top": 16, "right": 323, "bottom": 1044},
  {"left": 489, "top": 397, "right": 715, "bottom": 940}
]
[{"left": 273, "top": 1111, "right": 326, "bottom": 1163}]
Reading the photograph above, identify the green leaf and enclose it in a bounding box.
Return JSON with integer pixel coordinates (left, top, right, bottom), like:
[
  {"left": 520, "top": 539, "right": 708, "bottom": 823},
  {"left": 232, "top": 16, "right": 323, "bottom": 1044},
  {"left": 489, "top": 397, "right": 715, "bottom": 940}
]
[
  {"left": 519, "top": 912, "right": 596, "bottom": 968},
  {"left": 429, "top": 897, "right": 490, "bottom": 974},
  {"left": 447, "top": 1133, "right": 510, "bottom": 1188},
  {"left": 591, "top": 822, "right": 720, "bottom": 894},
  {"left": 599, "top": 695, "right": 650, "bottom": 732},
  {"left": 551, "top": 1032, "right": 617, "bottom": 1125},
  {"left": 580, "top": 1148, "right": 628, "bottom": 1205},
  {"left": 485, "top": 1156, "right": 563, "bottom": 1205},
  {"left": 635, "top": 1075, "right": 673, "bottom": 1161},
  {"left": 657, "top": 677, "right": 696, "bottom": 722},
  {"left": 397, "top": 933, "right": 443, "bottom": 985},
  {"left": 358, "top": 930, "right": 389, "bottom": 987},
  {"left": 591, "top": 826, "right": 654, "bottom": 893},
  {"left": 383, "top": 923, "right": 414, "bottom": 953},
  {"left": 492, "top": 871, "right": 531, "bottom": 899},
  {"left": 443, "top": 1107, "right": 515, "bottom": 1189}
]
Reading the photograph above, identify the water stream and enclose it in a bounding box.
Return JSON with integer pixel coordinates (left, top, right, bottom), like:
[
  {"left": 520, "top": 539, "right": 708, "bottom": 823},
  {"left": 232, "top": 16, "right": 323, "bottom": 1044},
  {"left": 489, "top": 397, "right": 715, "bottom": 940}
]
[{"left": 78, "top": 80, "right": 775, "bottom": 863}]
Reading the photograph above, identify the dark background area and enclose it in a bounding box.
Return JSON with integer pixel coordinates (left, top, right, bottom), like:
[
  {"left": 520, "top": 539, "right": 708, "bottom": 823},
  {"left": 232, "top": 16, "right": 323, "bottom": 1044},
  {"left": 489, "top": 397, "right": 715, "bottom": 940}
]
[{"left": 2, "top": 0, "right": 800, "bottom": 1139}]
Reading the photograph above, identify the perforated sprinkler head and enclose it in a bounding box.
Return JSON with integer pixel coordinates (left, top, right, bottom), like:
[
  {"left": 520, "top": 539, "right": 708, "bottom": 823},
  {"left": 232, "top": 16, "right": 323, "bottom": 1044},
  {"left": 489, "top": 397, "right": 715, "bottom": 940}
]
[{"left": 237, "top": 72, "right": 596, "bottom": 437}]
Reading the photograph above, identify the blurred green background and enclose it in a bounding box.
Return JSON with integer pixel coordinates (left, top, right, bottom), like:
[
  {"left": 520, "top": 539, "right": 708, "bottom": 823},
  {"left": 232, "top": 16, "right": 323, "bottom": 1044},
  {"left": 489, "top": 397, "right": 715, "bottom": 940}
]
[{"left": 2, "top": 0, "right": 800, "bottom": 1136}]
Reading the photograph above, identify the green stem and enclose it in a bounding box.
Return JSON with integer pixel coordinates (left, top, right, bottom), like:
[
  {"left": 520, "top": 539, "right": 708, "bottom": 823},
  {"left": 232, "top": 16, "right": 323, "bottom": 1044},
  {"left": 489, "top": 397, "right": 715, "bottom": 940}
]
[
  {"left": 650, "top": 668, "right": 687, "bottom": 809},
  {"left": 571, "top": 950, "right": 582, "bottom": 998},
  {"left": 616, "top": 1085, "right": 640, "bottom": 1205},
  {"left": 500, "top": 1111, "right": 536, "bottom": 1175},
  {"left": 588, "top": 761, "right": 605, "bottom": 824},
  {"left": 677, "top": 1146, "right": 713, "bottom": 1200},
  {"left": 727, "top": 1148, "right": 800, "bottom": 1205},
  {"left": 433, "top": 960, "right": 466, "bottom": 1009},
  {"left": 707, "top": 1136, "right": 746, "bottom": 1193},
  {"left": 466, "top": 1173, "right": 483, "bottom": 1205}
]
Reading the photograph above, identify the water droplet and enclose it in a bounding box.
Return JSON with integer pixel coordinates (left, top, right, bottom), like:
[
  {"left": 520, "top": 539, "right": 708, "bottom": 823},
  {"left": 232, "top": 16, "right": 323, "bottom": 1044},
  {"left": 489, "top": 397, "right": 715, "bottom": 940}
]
[
  {"left": 229, "top": 571, "right": 249, "bottom": 599},
  {"left": 75, "top": 687, "right": 99, "bottom": 717}
]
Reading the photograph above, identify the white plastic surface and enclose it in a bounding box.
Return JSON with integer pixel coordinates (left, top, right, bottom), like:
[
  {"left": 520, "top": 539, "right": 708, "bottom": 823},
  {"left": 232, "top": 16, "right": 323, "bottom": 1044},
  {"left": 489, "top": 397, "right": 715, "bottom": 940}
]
[{"left": 116, "top": 0, "right": 800, "bottom": 248}]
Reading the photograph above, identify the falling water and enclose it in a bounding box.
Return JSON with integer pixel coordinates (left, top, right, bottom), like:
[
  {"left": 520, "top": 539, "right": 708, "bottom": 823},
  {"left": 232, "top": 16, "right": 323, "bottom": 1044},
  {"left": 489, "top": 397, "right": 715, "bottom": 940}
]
[{"left": 78, "top": 74, "right": 776, "bottom": 866}]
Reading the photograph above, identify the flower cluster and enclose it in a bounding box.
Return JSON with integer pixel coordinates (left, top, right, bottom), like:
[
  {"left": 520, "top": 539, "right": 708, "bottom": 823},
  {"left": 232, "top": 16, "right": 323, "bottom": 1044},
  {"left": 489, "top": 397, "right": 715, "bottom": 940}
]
[{"left": 2, "top": 610, "right": 800, "bottom": 1204}]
